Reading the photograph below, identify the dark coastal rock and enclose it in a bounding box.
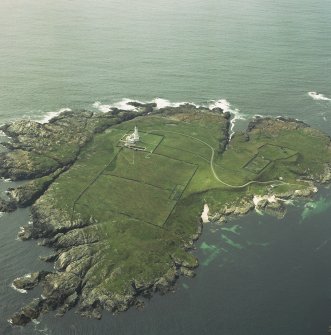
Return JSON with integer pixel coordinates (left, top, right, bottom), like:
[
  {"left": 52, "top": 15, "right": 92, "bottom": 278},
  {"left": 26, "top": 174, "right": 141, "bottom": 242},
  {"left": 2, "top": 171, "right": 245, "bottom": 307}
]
[
  {"left": 180, "top": 267, "right": 196, "bottom": 278},
  {"left": 53, "top": 228, "right": 100, "bottom": 249},
  {"left": 211, "top": 107, "right": 224, "bottom": 113},
  {"left": 7, "top": 168, "right": 64, "bottom": 207},
  {"left": 10, "top": 298, "right": 44, "bottom": 326},
  {"left": 41, "top": 272, "right": 81, "bottom": 310},
  {"left": 17, "top": 225, "right": 33, "bottom": 240},
  {"left": 153, "top": 268, "right": 178, "bottom": 294},
  {"left": 247, "top": 116, "right": 310, "bottom": 135},
  {"left": 264, "top": 201, "right": 287, "bottom": 219},
  {"left": 39, "top": 253, "right": 59, "bottom": 263},
  {"left": 0, "top": 109, "right": 145, "bottom": 181},
  {"left": 10, "top": 271, "right": 83, "bottom": 325},
  {"left": 13, "top": 271, "right": 50, "bottom": 291},
  {"left": 10, "top": 312, "right": 31, "bottom": 326},
  {"left": 221, "top": 198, "right": 254, "bottom": 217},
  {"left": 158, "top": 103, "right": 200, "bottom": 115},
  {"left": 57, "top": 292, "right": 79, "bottom": 316},
  {"left": 190, "top": 219, "right": 203, "bottom": 241},
  {"left": 127, "top": 101, "right": 157, "bottom": 108},
  {"left": 29, "top": 203, "right": 88, "bottom": 239},
  {"left": 0, "top": 196, "right": 16, "bottom": 212},
  {"left": 255, "top": 198, "right": 268, "bottom": 210},
  {"left": 0, "top": 148, "right": 61, "bottom": 180},
  {"left": 318, "top": 163, "right": 331, "bottom": 183}
]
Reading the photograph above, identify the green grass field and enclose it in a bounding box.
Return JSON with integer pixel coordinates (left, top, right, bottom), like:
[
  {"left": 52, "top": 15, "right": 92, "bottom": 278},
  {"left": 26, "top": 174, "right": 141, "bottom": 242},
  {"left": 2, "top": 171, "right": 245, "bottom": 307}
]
[
  {"left": 40, "top": 110, "right": 331, "bottom": 303},
  {"left": 104, "top": 149, "right": 197, "bottom": 191}
]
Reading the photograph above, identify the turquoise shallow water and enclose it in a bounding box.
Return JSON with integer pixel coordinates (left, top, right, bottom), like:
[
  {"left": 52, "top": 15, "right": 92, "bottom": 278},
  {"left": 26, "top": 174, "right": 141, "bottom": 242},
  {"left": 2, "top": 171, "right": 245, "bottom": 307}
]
[{"left": 1, "top": 0, "right": 331, "bottom": 334}]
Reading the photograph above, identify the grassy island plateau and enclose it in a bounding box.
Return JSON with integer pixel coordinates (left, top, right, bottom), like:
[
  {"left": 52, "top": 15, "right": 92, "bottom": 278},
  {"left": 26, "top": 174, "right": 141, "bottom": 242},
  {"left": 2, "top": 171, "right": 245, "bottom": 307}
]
[{"left": 1, "top": 103, "right": 331, "bottom": 326}]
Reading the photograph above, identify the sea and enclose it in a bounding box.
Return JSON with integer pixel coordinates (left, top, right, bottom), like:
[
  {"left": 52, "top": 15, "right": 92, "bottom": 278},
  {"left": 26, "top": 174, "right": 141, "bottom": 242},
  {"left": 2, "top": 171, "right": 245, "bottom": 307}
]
[{"left": 0, "top": 0, "right": 331, "bottom": 334}]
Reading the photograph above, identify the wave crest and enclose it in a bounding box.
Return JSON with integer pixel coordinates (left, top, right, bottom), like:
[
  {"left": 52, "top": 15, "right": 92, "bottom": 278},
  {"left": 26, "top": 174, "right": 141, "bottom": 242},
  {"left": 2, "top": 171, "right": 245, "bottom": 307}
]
[
  {"left": 308, "top": 91, "right": 331, "bottom": 101},
  {"left": 38, "top": 108, "right": 72, "bottom": 124},
  {"left": 92, "top": 98, "right": 245, "bottom": 139}
]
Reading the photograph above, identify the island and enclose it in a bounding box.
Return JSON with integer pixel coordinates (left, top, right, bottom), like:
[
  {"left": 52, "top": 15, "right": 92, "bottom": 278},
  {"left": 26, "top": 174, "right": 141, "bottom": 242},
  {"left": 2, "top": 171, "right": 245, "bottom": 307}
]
[{"left": 1, "top": 103, "right": 331, "bottom": 326}]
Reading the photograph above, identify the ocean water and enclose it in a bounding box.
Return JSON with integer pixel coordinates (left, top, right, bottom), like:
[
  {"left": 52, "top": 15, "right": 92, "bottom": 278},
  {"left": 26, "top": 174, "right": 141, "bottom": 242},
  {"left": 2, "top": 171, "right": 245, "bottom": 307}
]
[{"left": 0, "top": 0, "right": 331, "bottom": 334}]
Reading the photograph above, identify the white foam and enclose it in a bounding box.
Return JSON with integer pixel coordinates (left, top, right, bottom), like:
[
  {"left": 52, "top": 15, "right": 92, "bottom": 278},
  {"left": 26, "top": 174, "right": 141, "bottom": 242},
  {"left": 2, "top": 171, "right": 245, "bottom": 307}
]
[
  {"left": 1, "top": 177, "right": 12, "bottom": 182},
  {"left": 229, "top": 109, "right": 246, "bottom": 139},
  {"left": 208, "top": 99, "right": 245, "bottom": 139},
  {"left": 308, "top": 91, "right": 331, "bottom": 101},
  {"left": 208, "top": 99, "right": 232, "bottom": 112},
  {"left": 92, "top": 98, "right": 245, "bottom": 139},
  {"left": 93, "top": 99, "right": 139, "bottom": 113},
  {"left": 10, "top": 282, "right": 27, "bottom": 294},
  {"left": 152, "top": 98, "right": 198, "bottom": 109},
  {"left": 201, "top": 204, "right": 210, "bottom": 223},
  {"left": 38, "top": 108, "right": 72, "bottom": 124},
  {"left": 114, "top": 98, "right": 141, "bottom": 111},
  {"left": 253, "top": 195, "right": 263, "bottom": 207},
  {"left": 93, "top": 98, "right": 199, "bottom": 113},
  {"left": 93, "top": 101, "right": 111, "bottom": 113}
]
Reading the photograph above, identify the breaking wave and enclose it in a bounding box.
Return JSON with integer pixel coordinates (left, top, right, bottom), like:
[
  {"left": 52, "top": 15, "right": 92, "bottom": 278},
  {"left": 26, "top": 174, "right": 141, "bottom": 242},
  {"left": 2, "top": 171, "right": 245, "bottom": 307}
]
[
  {"left": 27, "top": 98, "right": 245, "bottom": 138},
  {"left": 92, "top": 98, "right": 199, "bottom": 113},
  {"left": 93, "top": 100, "right": 138, "bottom": 112},
  {"left": 308, "top": 91, "right": 331, "bottom": 101},
  {"left": 92, "top": 97, "right": 239, "bottom": 113},
  {"left": 92, "top": 98, "right": 245, "bottom": 138},
  {"left": 207, "top": 99, "right": 246, "bottom": 139},
  {"left": 10, "top": 282, "right": 27, "bottom": 294},
  {"left": 38, "top": 108, "right": 72, "bottom": 124}
]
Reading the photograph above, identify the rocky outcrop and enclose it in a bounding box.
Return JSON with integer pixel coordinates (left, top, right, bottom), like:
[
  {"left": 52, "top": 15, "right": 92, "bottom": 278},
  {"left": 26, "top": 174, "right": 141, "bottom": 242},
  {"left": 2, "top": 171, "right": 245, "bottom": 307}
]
[
  {"left": 7, "top": 168, "right": 65, "bottom": 207},
  {"left": 0, "top": 109, "right": 146, "bottom": 181},
  {"left": 10, "top": 272, "right": 81, "bottom": 326},
  {"left": 13, "top": 271, "right": 50, "bottom": 291},
  {"left": 0, "top": 196, "right": 16, "bottom": 212},
  {"left": 247, "top": 116, "right": 310, "bottom": 133},
  {"left": 10, "top": 298, "right": 44, "bottom": 326}
]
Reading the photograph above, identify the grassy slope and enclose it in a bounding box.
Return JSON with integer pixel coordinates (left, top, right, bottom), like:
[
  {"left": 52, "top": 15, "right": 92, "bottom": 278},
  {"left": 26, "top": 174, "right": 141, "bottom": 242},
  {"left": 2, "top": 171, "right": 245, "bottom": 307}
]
[{"left": 42, "top": 111, "right": 331, "bottom": 298}]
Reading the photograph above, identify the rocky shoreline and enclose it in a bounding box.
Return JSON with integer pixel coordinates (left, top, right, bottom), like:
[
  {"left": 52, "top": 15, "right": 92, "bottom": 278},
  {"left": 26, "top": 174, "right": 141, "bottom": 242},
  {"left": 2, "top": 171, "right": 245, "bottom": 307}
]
[
  {"left": 0, "top": 104, "right": 211, "bottom": 326},
  {"left": 1, "top": 105, "right": 331, "bottom": 327}
]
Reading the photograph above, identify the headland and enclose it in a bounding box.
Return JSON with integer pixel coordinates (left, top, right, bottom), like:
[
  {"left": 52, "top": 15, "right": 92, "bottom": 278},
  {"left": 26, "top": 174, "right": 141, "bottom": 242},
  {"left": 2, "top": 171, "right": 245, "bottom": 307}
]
[{"left": 1, "top": 103, "right": 331, "bottom": 326}]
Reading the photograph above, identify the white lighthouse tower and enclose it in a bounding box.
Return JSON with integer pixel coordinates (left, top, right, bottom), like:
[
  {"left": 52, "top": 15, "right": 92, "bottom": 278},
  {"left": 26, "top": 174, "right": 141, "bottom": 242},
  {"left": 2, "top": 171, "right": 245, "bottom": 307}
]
[
  {"left": 125, "top": 126, "right": 140, "bottom": 145},
  {"left": 133, "top": 126, "right": 140, "bottom": 142}
]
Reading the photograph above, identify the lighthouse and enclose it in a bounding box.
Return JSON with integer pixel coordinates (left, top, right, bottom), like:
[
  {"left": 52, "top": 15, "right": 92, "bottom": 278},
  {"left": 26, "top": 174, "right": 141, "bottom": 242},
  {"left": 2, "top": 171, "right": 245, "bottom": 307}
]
[
  {"left": 124, "top": 126, "right": 140, "bottom": 145},
  {"left": 133, "top": 126, "right": 140, "bottom": 142}
]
